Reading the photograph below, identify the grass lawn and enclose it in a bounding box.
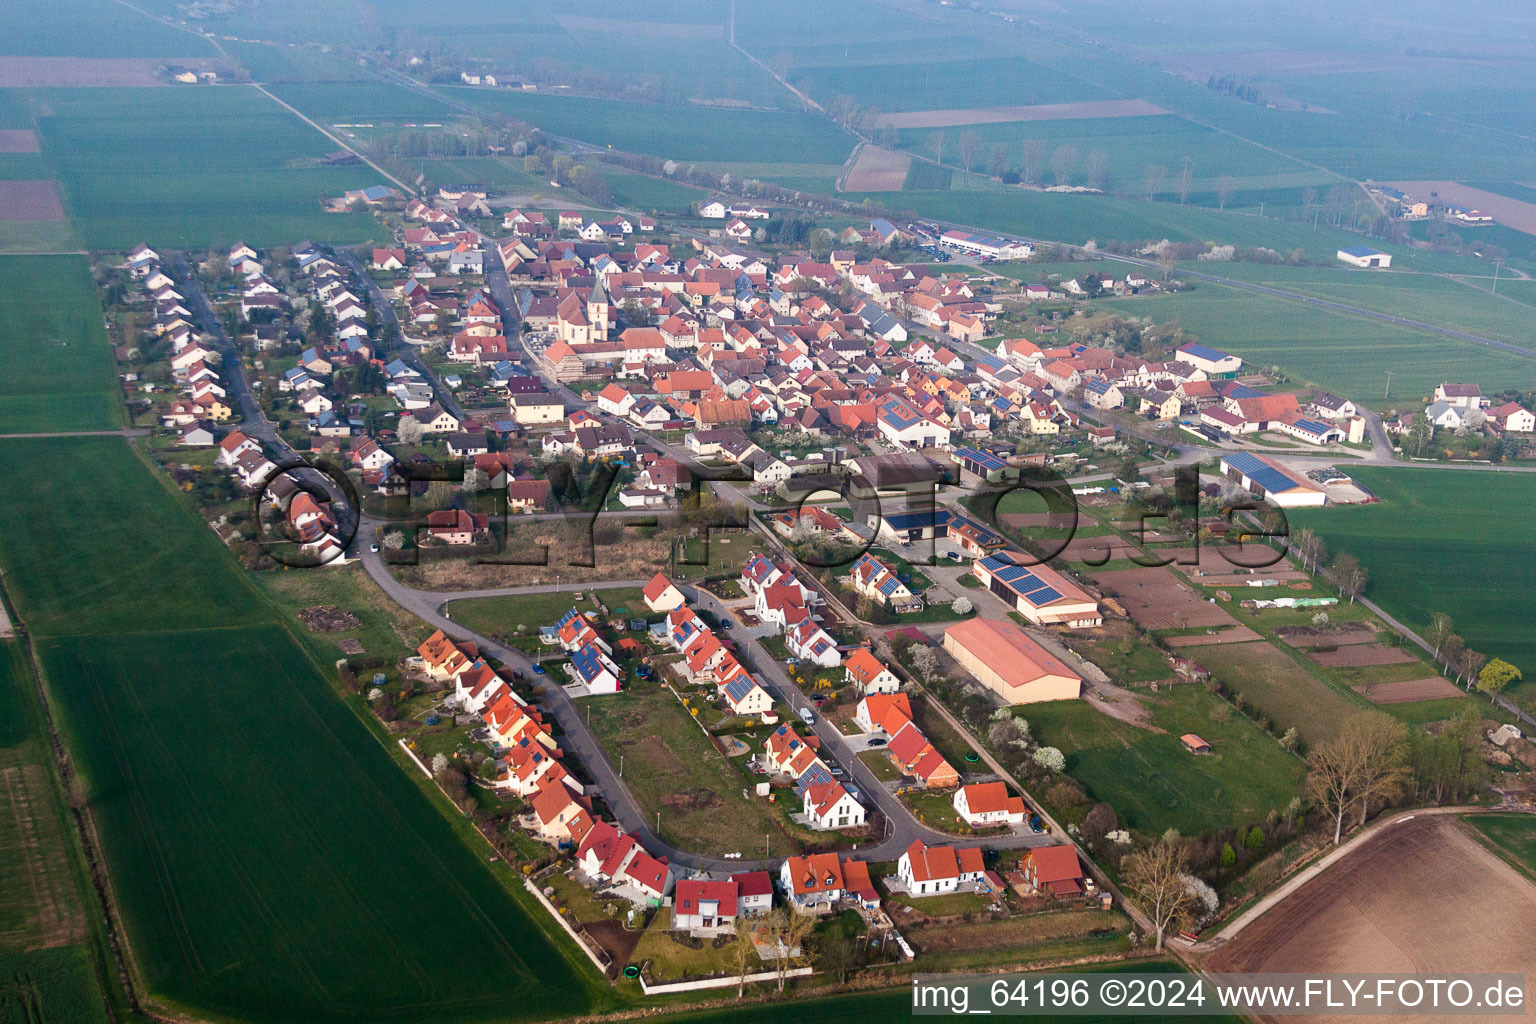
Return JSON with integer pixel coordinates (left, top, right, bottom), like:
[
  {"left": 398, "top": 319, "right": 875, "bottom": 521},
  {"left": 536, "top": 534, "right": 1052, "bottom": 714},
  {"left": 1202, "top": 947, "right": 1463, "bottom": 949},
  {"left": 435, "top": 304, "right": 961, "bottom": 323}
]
[
  {"left": 630, "top": 917, "right": 746, "bottom": 982},
  {"left": 1192, "top": 641, "right": 1366, "bottom": 748},
  {"left": 674, "top": 531, "right": 752, "bottom": 581},
  {"left": 1025, "top": 687, "right": 1305, "bottom": 835},
  {"left": 447, "top": 590, "right": 604, "bottom": 639},
  {"left": 858, "top": 749, "right": 903, "bottom": 782},
  {"left": 1290, "top": 467, "right": 1536, "bottom": 684},
  {"left": 578, "top": 683, "right": 818, "bottom": 857},
  {"left": 0, "top": 255, "right": 123, "bottom": 433},
  {"left": 1463, "top": 814, "right": 1536, "bottom": 882},
  {"left": 899, "top": 787, "right": 980, "bottom": 835},
  {"left": 0, "top": 437, "right": 600, "bottom": 1023},
  {"left": 1067, "top": 635, "right": 1172, "bottom": 684},
  {"left": 884, "top": 888, "right": 993, "bottom": 917},
  {"left": 257, "top": 562, "right": 428, "bottom": 665},
  {"left": 28, "top": 86, "right": 389, "bottom": 248}
]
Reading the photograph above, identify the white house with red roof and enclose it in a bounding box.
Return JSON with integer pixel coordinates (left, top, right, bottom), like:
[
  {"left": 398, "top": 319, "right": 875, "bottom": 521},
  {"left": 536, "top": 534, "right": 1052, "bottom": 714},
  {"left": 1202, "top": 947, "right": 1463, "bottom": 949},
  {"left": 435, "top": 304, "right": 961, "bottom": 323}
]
[
  {"left": 671, "top": 878, "right": 739, "bottom": 935},
  {"left": 732, "top": 870, "right": 774, "bottom": 916},
  {"left": 802, "top": 777, "right": 865, "bottom": 830},
  {"left": 953, "top": 781, "right": 1027, "bottom": 827},
  {"left": 641, "top": 572, "right": 686, "bottom": 613},
  {"left": 786, "top": 617, "right": 840, "bottom": 668},
  {"left": 896, "top": 840, "right": 986, "bottom": 896}
]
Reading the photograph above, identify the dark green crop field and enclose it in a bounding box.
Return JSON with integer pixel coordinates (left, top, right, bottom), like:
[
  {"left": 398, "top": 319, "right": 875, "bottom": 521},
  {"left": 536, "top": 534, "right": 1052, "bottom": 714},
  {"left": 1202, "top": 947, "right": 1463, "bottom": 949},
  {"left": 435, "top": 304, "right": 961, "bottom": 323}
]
[
  {"left": 1290, "top": 467, "right": 1536, "bottom": 680},
  {"left": 26, "top": 87, "right": 388, "bottom": 248},
  {"left": 0, "top": 437, "right": 598, "bottom": 1023},
  {"left": 446, "top": 88, "right": 856, "bottom": 165},
  {"left": 0, "top": 256, "right": 123, "bottom": 433}
]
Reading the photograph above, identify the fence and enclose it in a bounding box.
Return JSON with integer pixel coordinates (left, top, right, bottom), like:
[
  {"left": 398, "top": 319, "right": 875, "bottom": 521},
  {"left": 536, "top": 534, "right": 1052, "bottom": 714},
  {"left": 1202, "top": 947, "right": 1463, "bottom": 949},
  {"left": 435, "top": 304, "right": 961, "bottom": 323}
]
[
  {"left": 524, "top": 878, "right": 613, "bottom": 977},
  {"left": 638, "top": 965, "right": 812, "bottom": 995}
]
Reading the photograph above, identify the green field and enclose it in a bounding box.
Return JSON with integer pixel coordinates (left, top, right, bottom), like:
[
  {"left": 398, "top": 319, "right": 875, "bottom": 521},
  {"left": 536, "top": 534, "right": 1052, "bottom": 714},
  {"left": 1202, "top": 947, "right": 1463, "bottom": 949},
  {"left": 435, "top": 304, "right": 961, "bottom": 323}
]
[
  {"left": 1098, "top": 284, "right": 1536, "bottom": 406},
  {"left": 896, "top": 114, "right": 1331, "bottom": 198},
  {"left": 0, "top": 946, "right": 110, "bottom": 1024},
  {"left": 576, "top": 683, "right": 804, "bottom": 856},
  {"left": 445, "top": 88, "right": 856, "bottom": 165},
  {"left": 1191, "top": 641, "right": 1365, "bottom": 749},
  {"left": 599, "top": 167, "right": 709, "bottom": 212},
  {"left": 794, "top": 54, "right": 1110, "bottom": 112},
  {"left": 1024, "top": 687, "right": 1305, "bottom": 834},
  {"left": 267, "top": 81, "right": 458, "bottom": 121},
  {"left": 0, "top": 436, "right": 598, "bottom": 1023},
  {"left": 5, "top": 0, "right": 216, "bottom": 58},
  {"left": 229, "top": 41, "right": 375, "bottom": 84},
  {"left": 27, "top": 86, "right": 389, "bottom": 248},
  {"left": 1290, "top": 467, "right": 1536, "bottom": 680},
  {"left": 0, "top": 256, "right": 122, "bottom": 432},
  {"left": 1463, "top": 813, "right": 1536, "bottom": 881}
]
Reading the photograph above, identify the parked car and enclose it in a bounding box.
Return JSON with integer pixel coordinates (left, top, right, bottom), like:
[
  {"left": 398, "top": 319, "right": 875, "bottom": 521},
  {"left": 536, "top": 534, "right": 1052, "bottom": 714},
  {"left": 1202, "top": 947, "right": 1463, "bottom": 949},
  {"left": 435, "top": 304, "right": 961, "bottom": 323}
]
[
  {"left": 1028, "top": 814, "right": 1045, "bottom": 833},
  {"left": 829, "top": 765, "right": 845, "bottom": 777},
  {"left": 531, "top": 663, "right": 545, "bottom": 675},
  {"left": 866, "top": 736, "right": 887, "bottom": 747},
  {"left": 799, "top": 707, "right": 815, "bottom": 725}
]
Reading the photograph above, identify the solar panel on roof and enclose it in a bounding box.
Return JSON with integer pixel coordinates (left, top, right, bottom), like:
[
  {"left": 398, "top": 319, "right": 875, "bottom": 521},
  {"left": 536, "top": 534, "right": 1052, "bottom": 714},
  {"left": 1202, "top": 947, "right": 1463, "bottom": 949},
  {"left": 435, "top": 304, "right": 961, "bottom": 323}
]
[
  {"left": 1026, "top": 586, "right": 1062, "bottom": 605},
  {"left": 1019, "top": 577, "right": 1055, "bottom": 596}
]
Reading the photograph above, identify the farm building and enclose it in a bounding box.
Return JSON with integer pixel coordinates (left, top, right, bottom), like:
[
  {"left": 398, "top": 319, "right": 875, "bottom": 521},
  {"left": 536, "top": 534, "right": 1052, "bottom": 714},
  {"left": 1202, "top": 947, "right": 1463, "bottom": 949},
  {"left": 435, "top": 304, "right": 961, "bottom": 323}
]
[
  {"left": 1175, "top": 343, "right": 1243, "bottom": 379},
  {"left": 1219, "top": 452, "right": 1327, "bottom": 508},
  {"left": 971, "top": 553, "right": 1101, "bottom": 627},
  {"left": 1337, "top": 245, "right": 1391, "bottom": 268},
  {"left": 942, "top": 617, "right": 1083, "bottom": 705}
]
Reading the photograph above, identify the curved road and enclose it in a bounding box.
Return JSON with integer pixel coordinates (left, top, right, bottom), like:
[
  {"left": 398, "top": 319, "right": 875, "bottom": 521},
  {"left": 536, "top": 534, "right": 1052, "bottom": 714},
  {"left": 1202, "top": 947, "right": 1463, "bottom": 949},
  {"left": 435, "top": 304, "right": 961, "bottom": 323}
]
[{"left": 354, "top": 536, "right": 1054, "bottom": 873}]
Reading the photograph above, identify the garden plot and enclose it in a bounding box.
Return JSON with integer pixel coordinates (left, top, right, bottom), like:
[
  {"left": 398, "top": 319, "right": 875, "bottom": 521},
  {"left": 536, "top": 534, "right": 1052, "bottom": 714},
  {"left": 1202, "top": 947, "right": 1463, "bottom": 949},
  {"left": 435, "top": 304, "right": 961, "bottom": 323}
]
[
  {"left": 1093, "top": 567, "right": 1239, "bottom": 631},
  {"left": 1353, "top": 677, "right": 1464, "bottom": 704},
  {"left": 1309, "top": 644, "right": 1416, "bottom": 668}
]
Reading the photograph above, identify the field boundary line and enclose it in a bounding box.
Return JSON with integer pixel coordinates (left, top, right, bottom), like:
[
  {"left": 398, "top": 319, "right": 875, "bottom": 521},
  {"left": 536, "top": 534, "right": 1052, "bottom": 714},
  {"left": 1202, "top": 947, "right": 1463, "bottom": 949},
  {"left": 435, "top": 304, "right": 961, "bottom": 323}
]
[{"left": 248, "top": 83, "right": 418, "bottom": 196}]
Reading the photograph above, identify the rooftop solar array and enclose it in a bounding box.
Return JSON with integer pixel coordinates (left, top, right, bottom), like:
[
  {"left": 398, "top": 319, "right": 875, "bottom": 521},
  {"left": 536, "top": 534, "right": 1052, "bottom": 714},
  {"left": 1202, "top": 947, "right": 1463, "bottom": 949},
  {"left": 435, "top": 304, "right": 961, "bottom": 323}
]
[
  {"left": 1224, "top": 452, "right": 1300, "bottom": 493},
  {"left": 982, "top": 556, "right": 1070, "bottom": 607}
]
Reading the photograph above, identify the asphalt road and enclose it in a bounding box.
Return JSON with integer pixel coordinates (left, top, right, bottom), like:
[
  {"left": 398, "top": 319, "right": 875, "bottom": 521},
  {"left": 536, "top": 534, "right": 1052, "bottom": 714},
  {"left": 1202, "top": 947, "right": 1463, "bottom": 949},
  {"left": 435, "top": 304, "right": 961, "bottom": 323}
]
[{"left": 355, "top": 540, "right": 1053, "bottom": 871}]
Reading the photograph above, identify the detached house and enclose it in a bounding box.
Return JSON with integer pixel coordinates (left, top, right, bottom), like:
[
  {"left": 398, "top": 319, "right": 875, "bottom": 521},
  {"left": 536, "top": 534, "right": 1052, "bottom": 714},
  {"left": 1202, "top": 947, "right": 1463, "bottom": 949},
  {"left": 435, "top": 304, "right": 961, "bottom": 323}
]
[
  {"left": 896, "top": 840, "right": 985, "bottom": 896},
  {"left": 641, "top": 572, "right": 686, "bottom": 613},
  {"left": 844, "top": 648, "right": 901, "bottom": 695},
  {"left": 671, "top": 879, "right": 739, "bottom": 936},
  {"left": 954, "top": 781, "right": 1027, "bottom": 827},
  {"left": 778, "top": 853, "right": 877, "bottom": 913}
]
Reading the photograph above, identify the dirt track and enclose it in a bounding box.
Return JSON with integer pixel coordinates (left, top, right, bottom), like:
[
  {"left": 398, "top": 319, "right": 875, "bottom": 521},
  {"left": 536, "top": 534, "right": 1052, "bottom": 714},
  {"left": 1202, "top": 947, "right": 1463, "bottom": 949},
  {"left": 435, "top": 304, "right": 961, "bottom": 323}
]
[
  {"left": 1207, "top": 815, "right": 1536, "bottom": 1023},
  {"left": 875, "top": 99, "right": 1168, "bottom": 129}
]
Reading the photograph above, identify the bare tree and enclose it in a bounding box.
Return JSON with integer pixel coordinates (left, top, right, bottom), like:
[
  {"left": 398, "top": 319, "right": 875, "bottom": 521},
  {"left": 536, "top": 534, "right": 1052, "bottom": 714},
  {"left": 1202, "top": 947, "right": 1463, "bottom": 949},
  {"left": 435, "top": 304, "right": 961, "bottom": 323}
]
[
  {"left": 958, "top": 130, "right": 983, "bottom": 171},
  {"left": 1050, "top": 144, "right": 1079, "bottom": 186},
  {"left": 1344, "top": 712, "right": 1409, "bottom": 826},
  {"left": 1308, "top": 730, "right": 1364, "bottom": 845},
  {"left": 1331, "top": 552, "right": 1368, "bottom": 604},
  {"left": 730, "top": 917, "right": 757, "bottom": 998},
  {"left": 1085, "top": 149, "right": 1109, "bottom": 190},
  {"left": 1144, "top": 164, "right": 1167, "bottom": 200},
  {"left": 1122, "top": 841, "right": 1196, "bottom": 951},
  {"left": 762, "top": 906, "right": 818, "bottom": 993},
  {"left": 928, "top": 131, "right": 948, "bottom": 166},
  {"left": 1216, "top": 174, "right": 1235, "bottom": 211},
  {"left": 1022, "top": 138, "right": 1045, "bottom": 184},
  {"left": 1460, "top": 649, "right": 1488, "bottom": 692},
  {"left": 1441, "top": 634, "right": 1465, "bottom": 681},
  {"left": 987, "top": 143, "right": 1009, "bottom": 177},
  {"left": 1424, "top": 613, "right": 1454, "bottom": 659},
  {"left": 1175, "top": 157, "right": 1194, "bottom": 205}
]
